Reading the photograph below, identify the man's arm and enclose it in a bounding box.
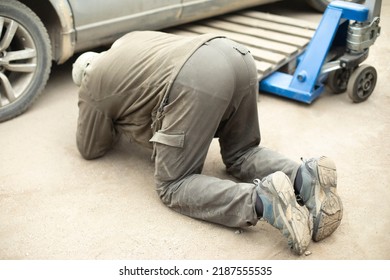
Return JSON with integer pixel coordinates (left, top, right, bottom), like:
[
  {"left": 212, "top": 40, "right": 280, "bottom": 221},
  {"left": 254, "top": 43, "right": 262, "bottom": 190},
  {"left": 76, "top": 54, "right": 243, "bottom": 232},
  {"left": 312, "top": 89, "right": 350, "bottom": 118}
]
[{"left": 76, "top": 100, "right": 118, "bottom": 160}]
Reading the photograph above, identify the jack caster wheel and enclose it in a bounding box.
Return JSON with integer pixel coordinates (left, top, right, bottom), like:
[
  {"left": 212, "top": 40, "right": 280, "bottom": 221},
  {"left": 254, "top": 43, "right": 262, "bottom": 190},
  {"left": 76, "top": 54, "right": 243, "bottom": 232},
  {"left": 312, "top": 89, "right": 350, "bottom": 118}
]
[
  {"left": 327, "top": 68, "right": 351, "bottom": 94},
  {"left": 347, "top": 64, "right": 377, "bottom": 103}
]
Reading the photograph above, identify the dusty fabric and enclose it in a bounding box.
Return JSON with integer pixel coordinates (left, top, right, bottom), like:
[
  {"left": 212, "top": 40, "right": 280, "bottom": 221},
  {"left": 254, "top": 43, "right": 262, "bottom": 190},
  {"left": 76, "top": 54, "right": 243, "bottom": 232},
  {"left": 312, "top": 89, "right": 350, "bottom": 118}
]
[
  {"left": 76, "top": 32, "right": 299, "bottom": 228},
  {"left": 150, "top": 38, "right": 299, "bottom": 227},
  {"left": 76, "top": 31, "right": 219, "bottom": 159}
]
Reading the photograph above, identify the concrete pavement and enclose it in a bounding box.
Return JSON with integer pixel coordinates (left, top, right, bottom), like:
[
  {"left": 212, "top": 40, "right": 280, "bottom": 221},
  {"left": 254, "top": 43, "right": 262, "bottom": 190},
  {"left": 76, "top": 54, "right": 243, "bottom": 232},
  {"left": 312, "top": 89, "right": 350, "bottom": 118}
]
[{"left": 0, "top": 0, "right": 389, "bottom": 260}]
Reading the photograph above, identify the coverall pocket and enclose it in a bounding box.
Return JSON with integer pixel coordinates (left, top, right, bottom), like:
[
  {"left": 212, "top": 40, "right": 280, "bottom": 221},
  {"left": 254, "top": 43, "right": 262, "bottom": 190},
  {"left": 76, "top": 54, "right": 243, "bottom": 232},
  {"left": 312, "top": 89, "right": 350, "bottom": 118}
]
[
  {"left": 150, "top": 131, "right": 185, "bottom": 148},
  {"left": 150, "top": 131, "right": 186, "bottom": 183}
]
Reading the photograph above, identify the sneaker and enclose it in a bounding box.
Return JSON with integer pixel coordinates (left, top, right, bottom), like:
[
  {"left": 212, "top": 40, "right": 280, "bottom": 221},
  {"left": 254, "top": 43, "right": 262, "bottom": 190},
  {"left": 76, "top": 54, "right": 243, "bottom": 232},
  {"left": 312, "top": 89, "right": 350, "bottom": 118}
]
[
  {"left": 297, "top": 156, "right": 343, "bottom": 242},
  {"left": 255, "top": 171, "right": 313, "bottom": 255}
]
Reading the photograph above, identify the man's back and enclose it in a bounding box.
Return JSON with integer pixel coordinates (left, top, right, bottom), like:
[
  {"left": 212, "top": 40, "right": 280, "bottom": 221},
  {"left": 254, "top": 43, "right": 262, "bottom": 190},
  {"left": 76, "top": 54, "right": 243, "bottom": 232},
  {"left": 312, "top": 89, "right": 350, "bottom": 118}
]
[{"left": 77, "top": 31, "right": 218, "bottom": 150}]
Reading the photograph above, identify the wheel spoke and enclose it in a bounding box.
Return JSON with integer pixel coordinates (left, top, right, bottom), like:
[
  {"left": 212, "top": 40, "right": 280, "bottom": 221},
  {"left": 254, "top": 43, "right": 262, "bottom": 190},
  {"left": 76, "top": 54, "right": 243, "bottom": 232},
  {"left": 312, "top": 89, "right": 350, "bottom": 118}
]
[
  {"left": 0, "top": 18, "right": 4, "bottom": 36},
  {"left": 6, "top": 63, "right": 36, "bottom": 72},
  {"left": 6, "top": 48, "right": 36, "bottom": 61},
  {"left": 357, "top": 76, "right": 368, "bottom": 97},
  {"left": 357, "top": 88, "right": 365, "bottom": 98},
  {"left": 357, "top": 80, "right": 363, "bottom": 91},
  {"left": 2, "top": 49, "right": 37, "bottom": 72},
  {"left": 0, "top": 20, "right": 18, "bottom": 51},
  {"left": 0, "top": 72, "right": 17, "bottom": 103}
]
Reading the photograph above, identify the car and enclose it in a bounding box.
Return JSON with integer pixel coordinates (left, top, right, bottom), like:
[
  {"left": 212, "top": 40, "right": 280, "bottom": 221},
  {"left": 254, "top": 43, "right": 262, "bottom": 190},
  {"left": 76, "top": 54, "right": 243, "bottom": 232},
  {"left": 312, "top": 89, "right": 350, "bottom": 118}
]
[{"left": 0, "top": 0, "right": 363, "bottom": 122}]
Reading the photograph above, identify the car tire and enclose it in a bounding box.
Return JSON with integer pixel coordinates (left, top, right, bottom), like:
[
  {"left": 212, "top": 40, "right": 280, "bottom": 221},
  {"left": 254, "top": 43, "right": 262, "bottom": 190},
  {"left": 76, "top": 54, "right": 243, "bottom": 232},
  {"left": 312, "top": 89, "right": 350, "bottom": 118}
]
[
  {"left": 0, "top": 0, "right": 51, "bottom": 122},
  {"left": 305, "top": 0, "right": 364, "bottom": 13}
]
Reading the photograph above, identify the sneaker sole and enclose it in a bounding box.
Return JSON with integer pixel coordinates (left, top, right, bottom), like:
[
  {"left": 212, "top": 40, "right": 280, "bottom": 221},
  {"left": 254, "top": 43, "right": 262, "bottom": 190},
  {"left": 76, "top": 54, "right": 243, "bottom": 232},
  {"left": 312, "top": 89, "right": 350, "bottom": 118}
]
[
  {"left": 313, "top": 157, "right": 343, "bottom": 242},
  {"left": 269, "top": 172, "right": 312, "bottom": 255}
]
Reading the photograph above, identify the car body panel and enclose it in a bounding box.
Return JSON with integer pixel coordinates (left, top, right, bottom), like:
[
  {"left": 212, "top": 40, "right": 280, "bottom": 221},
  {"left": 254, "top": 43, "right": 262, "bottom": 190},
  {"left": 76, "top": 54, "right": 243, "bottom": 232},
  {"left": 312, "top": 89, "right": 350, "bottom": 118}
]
[
  {"left": 68, "top": 0, "right": 280, "bottom": 53},
  {"left": 180, "top": 0, "right": 278, "bottom": 20},
  {"left": 69, "top": 0, "right": 182, "bottom": 52},
  {"left": 47, "top": 0, "right": 75, "bottom": 63}
]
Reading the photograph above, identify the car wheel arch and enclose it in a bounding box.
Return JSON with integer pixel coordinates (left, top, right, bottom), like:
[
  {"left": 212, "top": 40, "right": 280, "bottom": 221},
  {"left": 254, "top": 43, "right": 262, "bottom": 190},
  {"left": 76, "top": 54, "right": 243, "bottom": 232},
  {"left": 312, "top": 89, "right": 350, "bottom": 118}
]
[{"left": 19, "top": 0, "right": 76, "bottom": 64}]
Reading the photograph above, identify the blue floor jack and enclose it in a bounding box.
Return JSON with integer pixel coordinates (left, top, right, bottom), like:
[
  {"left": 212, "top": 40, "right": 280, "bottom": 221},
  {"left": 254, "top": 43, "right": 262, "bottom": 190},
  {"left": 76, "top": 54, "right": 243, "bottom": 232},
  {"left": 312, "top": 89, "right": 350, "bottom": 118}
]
[{"left": 260, "top": 0, "right": 381, "bottom": 103}]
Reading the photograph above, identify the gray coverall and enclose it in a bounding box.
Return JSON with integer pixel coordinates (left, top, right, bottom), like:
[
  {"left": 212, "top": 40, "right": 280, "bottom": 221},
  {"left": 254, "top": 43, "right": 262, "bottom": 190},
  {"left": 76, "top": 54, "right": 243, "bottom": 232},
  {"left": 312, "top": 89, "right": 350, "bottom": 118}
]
[{"left": 76, "top": 31, "right": 300, "bottom": 228}]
